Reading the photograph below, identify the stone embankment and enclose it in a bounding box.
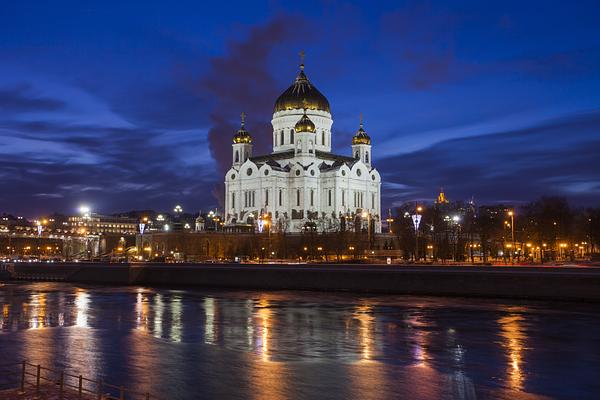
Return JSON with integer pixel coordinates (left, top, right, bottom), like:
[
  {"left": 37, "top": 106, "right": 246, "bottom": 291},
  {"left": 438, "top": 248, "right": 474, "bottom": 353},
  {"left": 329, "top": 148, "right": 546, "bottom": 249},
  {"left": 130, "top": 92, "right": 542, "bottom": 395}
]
[{"left": 3, "top": 262, "right": 600, "bottom": 302}]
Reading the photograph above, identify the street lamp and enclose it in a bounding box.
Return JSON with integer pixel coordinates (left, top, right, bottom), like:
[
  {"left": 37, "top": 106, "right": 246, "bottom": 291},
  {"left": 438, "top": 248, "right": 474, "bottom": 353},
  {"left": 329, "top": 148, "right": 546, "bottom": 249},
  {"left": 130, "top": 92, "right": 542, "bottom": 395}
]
[
  {"left": 451, "top": 215, "right": 461, "bottom": 261},
  {"left": 411, "top": 206, "right": 423, "bottom": 262},
  {"left": 508, "top": 210, "right": 515, "bottom": 263},
  {"left": 362, "top": 211, "right": 372, "bottom": 249},
  {"left": 386, "top": 209, "right": 394, "bottom": 234},
  {"left": 79, "top": 205, "right": 91, "bottom": 218}
]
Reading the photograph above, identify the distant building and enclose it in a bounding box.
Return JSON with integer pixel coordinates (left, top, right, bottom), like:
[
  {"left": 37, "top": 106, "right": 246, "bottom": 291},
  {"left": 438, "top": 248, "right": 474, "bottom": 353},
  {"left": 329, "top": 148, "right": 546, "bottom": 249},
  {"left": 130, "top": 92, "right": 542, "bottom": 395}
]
[
  {"left": 195, "top": 214, "right": 205, "bottom": 232},
  {"left": 68, "top": 214, "right": 137, "bottom": 235},
  {"left": 435, "top": 188, "right": 449, "bottom": 205}
]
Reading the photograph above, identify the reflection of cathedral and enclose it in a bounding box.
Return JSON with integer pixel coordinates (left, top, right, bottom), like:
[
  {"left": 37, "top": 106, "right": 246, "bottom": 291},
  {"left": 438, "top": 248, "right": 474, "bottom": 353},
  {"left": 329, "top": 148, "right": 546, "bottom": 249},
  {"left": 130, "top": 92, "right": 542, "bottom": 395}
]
[{"left": 224, "top": 58, "right": 381, "bottom": 233}]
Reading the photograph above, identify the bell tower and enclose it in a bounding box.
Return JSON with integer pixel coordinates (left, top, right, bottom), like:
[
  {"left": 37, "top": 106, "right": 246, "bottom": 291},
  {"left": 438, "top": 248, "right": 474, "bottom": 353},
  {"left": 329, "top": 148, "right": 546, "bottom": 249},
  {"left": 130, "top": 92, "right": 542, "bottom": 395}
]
[
  {"left": 351, "top": 114, "right": 372, "bottom": 168},
  {"left": 232, "top": 112, "right": 253, "bottom": 167}
]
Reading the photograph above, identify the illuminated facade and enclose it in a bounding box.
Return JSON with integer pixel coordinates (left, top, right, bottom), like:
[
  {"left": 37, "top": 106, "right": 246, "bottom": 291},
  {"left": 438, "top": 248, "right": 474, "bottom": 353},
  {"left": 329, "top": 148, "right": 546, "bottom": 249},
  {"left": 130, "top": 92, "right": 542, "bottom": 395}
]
[
  {"left": 68, "top": 214, "right": 137, "bottom": 235},
  {"left": 224, "top": 60, "right": 382, "bottom": 233}
]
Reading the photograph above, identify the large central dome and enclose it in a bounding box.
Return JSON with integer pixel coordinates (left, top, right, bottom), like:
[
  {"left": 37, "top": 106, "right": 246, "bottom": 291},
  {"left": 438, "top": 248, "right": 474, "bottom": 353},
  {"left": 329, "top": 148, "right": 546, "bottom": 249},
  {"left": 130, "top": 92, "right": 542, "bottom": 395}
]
[{"left": 274, "top": 65, "right": 330, "bottom": 113}]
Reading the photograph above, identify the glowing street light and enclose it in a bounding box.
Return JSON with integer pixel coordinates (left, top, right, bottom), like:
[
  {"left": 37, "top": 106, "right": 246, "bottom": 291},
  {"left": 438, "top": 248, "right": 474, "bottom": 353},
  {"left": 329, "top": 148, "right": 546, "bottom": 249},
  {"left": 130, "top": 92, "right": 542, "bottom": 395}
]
[
  {"left": 507, "top": 210, "right": 515, "bottom": 263},
  {"left": 79, "top": 205, "right": 91, "bottom": 219}
]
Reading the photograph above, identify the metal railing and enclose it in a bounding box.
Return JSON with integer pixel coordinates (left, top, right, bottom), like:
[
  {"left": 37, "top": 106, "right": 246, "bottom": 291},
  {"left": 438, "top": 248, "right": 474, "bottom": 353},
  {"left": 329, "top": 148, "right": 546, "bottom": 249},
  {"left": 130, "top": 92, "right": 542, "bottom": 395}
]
[{"left": 0, "top": 361, "right": 155, "bottom": 399}]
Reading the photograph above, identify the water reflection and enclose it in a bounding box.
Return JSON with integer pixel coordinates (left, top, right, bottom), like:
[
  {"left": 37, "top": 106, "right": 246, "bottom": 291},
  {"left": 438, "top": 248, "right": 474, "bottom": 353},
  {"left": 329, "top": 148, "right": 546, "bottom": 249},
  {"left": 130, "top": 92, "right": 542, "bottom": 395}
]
[
  {"left": 406, "top": 312, "right": 431, "bottom": 368},
  {"left": 0, "top": 283, "right": 598, "bottom": 399},
  {"left": 204, "top": 297, "right": 216, "bottom": 345},
  {"left": 153, "top": 293, "right": 164, "bottom": 338},
  {"left": 498, "top": 308, "right": 527, "bottom": 391},
  {"left": 0, "top": 303, "right": 8, "bottom": 329},
  {"left": 351, "top": 303, "right": 375, "bottom": 362},
  {"left": 75, "top": 289, "right": 90, "bottom": 328},
  {"left": 256, "top": 298, "right": 271, "bottom": 361},
  {"left": 170, "top": 295, "right": 182, "bottom": 342}
]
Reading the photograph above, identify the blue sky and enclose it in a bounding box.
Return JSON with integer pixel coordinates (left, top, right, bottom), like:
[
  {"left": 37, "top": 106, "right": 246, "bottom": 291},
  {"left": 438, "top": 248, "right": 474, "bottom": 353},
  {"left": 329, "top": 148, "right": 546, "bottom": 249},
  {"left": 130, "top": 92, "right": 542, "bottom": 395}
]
[{"left": 1, "top": 1, "right": 599, "bottom": 216}]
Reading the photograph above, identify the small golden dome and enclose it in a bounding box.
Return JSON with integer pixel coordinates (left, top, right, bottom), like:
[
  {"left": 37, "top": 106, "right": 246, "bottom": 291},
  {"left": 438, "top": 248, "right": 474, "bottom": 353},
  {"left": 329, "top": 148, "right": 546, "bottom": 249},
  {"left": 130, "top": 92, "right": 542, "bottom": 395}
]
[
  {"left": 233, "top": 112, "right": 252, "bottom": 144},
  {"left": 274, "top": 64, "right": 330, "bottom": 113},
  {"left": 352, "top": 115, "right": 371, "bottom": 145},
  {"left": 294, "top": 109, "right": 316, "bottom": 133}
]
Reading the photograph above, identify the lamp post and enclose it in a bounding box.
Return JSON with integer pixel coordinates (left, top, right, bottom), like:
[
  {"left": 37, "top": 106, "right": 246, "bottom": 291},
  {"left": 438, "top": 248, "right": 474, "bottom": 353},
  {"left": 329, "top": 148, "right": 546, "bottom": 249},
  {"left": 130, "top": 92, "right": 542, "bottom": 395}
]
[
  {"left": 452, "top": 215, "right": 460, "bottom": 261},
  {"left": 411, "top": 205, "right": 423, "bottom": 262},
  {"left": 386, "top": 209, "right": 394, "bottom": 234},
  {"left": 508, "top": 210, "right": 515, "bottom": 263},
  {"left": 138, "top": 220, "right": 146, "bottom": 261},
  {"left": 362, "top": 211, "right": 372, "bottom": 250}
]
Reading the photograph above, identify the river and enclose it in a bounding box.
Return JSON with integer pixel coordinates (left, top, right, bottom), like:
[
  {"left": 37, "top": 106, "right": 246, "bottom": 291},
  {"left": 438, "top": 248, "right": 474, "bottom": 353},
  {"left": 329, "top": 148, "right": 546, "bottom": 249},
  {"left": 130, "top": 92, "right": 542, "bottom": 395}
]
[{"left": 0, "top": 282, "right": 598, "bottom": 399}]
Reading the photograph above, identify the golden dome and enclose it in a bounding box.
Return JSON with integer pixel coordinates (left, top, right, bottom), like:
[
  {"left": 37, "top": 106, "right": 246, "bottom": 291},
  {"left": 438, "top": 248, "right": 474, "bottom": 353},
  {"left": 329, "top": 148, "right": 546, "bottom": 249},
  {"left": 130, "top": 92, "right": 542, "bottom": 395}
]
[
  {"left": 352, "top": 116, "right": 371, "bottom": 145},
  {"left": 294, "top": 109, "right": 316, "bottom": 133},
  {"left": 274, "top": 64, "right": 330, "bottom": 113},
  {"left": 233, "top": 112, "right": 252, "bottom": 144}
]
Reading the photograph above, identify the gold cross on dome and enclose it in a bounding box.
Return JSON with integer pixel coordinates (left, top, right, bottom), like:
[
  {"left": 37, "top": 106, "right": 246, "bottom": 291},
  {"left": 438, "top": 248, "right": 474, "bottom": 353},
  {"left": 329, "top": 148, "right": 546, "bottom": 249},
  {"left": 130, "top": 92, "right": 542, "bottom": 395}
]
[
  {"left": 240, "top": 111, "right": 246, "bottom": 126},
  {"left": 359, "top": 112, "right": 364, "bottom": 127}
]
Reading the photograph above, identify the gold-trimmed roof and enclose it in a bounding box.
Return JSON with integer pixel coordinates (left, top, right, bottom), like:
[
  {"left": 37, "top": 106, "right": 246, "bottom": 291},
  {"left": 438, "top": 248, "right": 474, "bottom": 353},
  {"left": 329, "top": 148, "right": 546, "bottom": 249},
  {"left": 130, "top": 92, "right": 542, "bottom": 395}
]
[
  {"left": 274, "top": 64, "right": 330, "bottom": 113},
  {"left": 233, "top": 112, "right": 252, "bottom": 144},
  {"left": 352, "top": 115, "right": 371, "bottom": 145}
]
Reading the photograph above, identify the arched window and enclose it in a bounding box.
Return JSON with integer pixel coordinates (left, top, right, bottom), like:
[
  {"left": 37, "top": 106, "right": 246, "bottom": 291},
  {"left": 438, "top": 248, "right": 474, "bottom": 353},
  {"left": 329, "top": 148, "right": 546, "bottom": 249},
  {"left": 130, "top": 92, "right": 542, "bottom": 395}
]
[
  {"left": 310, "top": 189, "right": 314, "bottom": 206},
  {"left": 232, "top": 193, "right": 235, "bottom": 208},
  {"left": 296, "top": 189, "right": 301, "bottom": 206},
  {"left": 235, "top": 150, "right": 239, "bottom": 162},
  {"left": 280, "top": 130, "right": 285, "bottom": 145},
  {"left": 279, "top": 189, "right": 283, "bottom": 206},
  {"left": 309, "top": 140, "right": 313, "bottom": 153},
  {"left": 328, "top": 189, "right": 332, "bottom": 206},
  {"left": 244, "top": 151, "right": 248, "bottom": 161},
  {"left": 355, "top": 151, "right": 359, "bottom": 159},
  {"left": 322, "top": 130, "right": 325, "bottom": 146},
  {"left": 365, "top": 151, "right": 369, "bottom": 163},
  {"left": 290, "top": 129, "right": 294, "bottom": 143}
]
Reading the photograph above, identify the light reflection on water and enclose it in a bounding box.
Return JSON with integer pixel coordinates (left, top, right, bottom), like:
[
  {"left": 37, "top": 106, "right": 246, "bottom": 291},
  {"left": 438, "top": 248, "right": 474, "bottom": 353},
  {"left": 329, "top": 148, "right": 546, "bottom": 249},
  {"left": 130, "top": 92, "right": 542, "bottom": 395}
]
[
  {"left": 498, "top": 308, "right": 527, "bottom": 392},
  {"left": 0, "top": 282, "right": 599, "bottom": 399}
]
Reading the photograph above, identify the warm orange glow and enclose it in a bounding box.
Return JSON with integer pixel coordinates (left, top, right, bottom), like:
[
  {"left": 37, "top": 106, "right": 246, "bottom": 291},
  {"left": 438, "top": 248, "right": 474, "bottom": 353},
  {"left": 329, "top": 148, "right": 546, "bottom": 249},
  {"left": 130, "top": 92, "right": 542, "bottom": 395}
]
[
  {"left": 498, "top": 310, "right": 527, "bottom": 391},
  {"left": 352, "top": 303, "right": 375, "bottom": 362}
]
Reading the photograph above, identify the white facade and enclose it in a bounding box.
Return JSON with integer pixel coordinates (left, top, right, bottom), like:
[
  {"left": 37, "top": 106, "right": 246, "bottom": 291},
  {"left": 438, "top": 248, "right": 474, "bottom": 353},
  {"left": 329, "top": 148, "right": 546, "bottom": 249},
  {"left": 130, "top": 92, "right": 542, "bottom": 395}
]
[{"left": 224, "top": 64, "right": 381, "bottom": 233}]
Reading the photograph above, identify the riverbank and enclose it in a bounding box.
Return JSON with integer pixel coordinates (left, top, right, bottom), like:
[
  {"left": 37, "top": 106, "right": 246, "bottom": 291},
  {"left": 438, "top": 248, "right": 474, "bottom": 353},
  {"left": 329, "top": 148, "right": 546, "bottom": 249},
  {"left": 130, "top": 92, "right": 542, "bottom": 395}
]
[{"left": 3, "top": 262, "right": 600, "bottom": 302}]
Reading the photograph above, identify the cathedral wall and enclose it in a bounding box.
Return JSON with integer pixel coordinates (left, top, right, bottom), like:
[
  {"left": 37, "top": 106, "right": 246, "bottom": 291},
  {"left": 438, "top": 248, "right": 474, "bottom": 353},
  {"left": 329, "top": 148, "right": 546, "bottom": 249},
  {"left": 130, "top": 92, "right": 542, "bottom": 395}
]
[{"left": 272, "top": 109, "right": 333, "bottom": 153}]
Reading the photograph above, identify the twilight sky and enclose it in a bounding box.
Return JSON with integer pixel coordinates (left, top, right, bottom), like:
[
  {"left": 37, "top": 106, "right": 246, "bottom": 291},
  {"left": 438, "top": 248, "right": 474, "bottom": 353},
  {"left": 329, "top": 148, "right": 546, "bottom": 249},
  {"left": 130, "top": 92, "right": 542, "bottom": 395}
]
[{"left": 1, "top": 1, "right": 600, "bottom": 217}]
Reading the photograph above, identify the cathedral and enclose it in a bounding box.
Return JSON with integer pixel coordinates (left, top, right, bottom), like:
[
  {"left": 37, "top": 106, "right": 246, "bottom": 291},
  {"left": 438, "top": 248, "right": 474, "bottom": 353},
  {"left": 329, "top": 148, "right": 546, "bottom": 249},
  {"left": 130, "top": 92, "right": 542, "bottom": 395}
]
[{"left": 224, "top": 59, "right": 382, "bottom": 233}]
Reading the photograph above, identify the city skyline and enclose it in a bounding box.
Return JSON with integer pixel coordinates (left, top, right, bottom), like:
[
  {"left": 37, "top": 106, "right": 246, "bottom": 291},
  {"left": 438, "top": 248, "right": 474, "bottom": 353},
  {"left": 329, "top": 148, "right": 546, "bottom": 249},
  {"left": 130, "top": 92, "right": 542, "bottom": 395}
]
[{"left": 2, "top": 1, "right": 600, "bottom": 217}]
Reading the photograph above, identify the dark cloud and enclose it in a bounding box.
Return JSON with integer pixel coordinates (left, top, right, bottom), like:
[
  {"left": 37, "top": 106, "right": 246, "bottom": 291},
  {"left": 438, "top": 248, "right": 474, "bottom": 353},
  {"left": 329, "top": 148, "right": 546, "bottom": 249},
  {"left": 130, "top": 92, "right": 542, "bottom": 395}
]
[
  {"left": 200, "top": 16, "right": 308, "bottom": 174},
  {"left": 0, "top": 115, "right": 217, "bottom": 215},
  {"left": 0, "top": 83, "right": 66, "bottom": 113},
  {"left": 379, "top": 110, "right": 600, "bottom": 207}
]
